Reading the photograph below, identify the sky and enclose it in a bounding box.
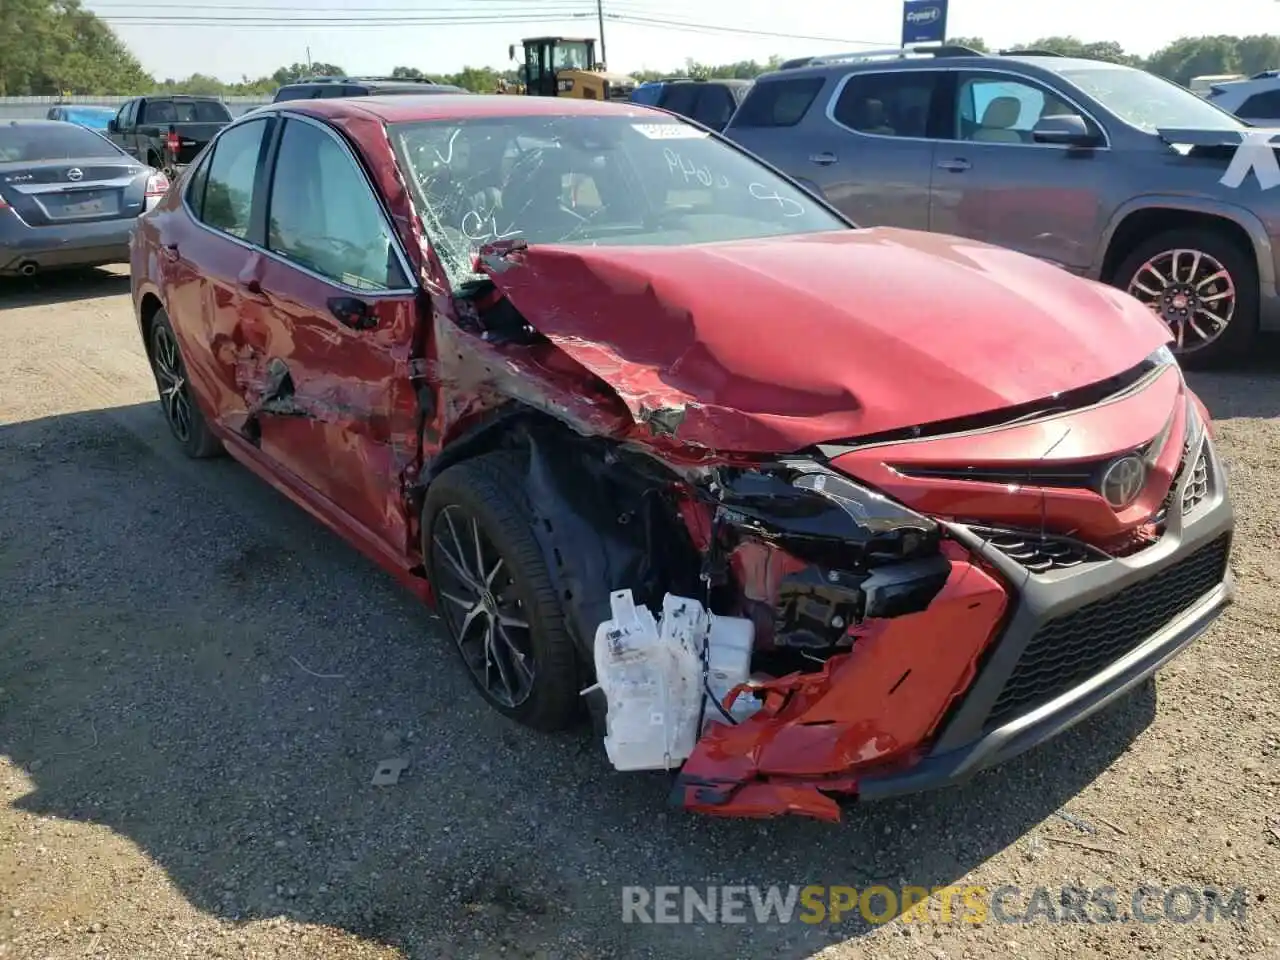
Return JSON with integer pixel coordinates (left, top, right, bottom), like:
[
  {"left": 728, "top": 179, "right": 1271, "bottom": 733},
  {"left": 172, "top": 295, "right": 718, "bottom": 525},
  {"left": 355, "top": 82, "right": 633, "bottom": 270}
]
[{"left": 85, "top": 0, "right": 1280, "bottom": 83}]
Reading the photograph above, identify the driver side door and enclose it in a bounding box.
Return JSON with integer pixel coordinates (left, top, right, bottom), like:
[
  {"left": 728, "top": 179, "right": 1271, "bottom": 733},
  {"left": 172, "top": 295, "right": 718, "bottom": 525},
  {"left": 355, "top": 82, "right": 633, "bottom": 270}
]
[{"left": 246, "top": 114, "right": 421, "bottom": 550}]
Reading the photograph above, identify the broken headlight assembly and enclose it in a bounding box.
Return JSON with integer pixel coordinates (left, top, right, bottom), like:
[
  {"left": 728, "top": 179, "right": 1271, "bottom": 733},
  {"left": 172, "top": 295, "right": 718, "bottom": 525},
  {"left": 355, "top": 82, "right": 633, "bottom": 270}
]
[
  {"left": 711, "top": 458, "right": 940, "bottom": 563},
  {"left": 710, "top": 460, "right": 952, "bottom": 652}
]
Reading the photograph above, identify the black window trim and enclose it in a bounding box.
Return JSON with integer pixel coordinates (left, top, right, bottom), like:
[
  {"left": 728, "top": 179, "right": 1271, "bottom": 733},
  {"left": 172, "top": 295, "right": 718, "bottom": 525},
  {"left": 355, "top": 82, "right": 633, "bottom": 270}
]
[
  {"left": 824, "top": 65, "right": 1112, "bottom": 150},
  {"left": 181, "top": 111, "right": 418, "bottom": 296}
]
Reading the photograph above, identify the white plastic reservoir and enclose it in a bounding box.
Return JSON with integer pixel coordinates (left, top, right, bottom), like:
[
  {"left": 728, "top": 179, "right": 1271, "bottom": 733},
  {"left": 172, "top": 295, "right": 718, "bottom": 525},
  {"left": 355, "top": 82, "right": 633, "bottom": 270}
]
[
  {"left": 702, "top": 614, "right": 759, "bottom": 730},
  {"left": 589, "top": 590, "right": 758, "bottom": 771}
]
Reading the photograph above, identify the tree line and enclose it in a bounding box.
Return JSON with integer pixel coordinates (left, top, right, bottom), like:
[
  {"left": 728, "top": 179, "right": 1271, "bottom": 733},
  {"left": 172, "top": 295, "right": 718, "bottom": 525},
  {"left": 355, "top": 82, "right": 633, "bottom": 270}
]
[{"left": 2, "top": 1, "right": 1278, "bottom": 97}]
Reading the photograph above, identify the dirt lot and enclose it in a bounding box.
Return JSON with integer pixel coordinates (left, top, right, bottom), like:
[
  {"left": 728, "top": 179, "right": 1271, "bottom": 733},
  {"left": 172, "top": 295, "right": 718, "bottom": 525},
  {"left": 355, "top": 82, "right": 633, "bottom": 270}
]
[{"left": 0, "top": 268, "right": 1278, "bottom": 960}]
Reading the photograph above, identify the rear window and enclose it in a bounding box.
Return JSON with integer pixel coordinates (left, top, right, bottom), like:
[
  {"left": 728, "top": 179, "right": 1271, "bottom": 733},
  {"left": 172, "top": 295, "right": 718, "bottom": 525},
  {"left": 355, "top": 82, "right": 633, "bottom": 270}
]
[
  {"left": 273, "top": 86, "right": 315, "bottom": 103},
  {"left": 1240, "top": 89, "right": 1280, "bottom": 118},
  {"left": 731, "top": 77, "right": 825, "bottom": 127},
  {"left": 659, "top": 83, "right": 702, "bottom": 117},
  {"left": 0, "top": 124, "right": 121, "bottom": 162},
  {"left": 144, "top": 99, "right": 232, "bottom": 124}
]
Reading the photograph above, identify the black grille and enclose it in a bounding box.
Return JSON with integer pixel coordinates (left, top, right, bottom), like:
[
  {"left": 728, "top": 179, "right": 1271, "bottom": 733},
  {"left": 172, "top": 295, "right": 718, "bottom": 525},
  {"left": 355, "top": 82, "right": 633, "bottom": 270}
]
[
  {"left": 985, "top": 534, "right": 1231, "bottom": 730},
  {"left": 973, "top": 527, "right": 1102, "bottom": 573}
]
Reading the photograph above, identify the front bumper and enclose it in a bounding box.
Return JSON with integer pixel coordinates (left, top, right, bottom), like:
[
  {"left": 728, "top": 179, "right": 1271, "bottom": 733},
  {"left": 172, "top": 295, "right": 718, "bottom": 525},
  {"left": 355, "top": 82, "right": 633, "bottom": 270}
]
[
  {"left": 0, "top": 208, "right": 136, "bottom": 273},
  {"left": 675, "top": 427, "right": 1233, "bottom": 820}
]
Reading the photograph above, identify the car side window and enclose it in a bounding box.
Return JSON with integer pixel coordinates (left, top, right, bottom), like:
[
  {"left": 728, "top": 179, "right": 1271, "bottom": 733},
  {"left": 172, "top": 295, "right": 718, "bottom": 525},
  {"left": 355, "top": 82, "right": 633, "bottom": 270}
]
[
  {"left": 198, "top": 119, "right": 270, "bottom": 239},
  {"left": 266, "top": 118, "right": 407, "bottom": 291},
  {"left": 832, "top": 71, "right": 941, "bottom": 138},
  {"left": 954, "top": 74, "right": 1075, "bottom": 144},
  {"left": 115, "top": 101, "right": 134, "bottom": 130},
  {"left": 732, "top": 77, "right": 825, "bottom": 127},
  {"left": 185, "top": 149, "right": 213, "bottom": 220},
  {"left": 1239, "top": 89, "right": 1280, "bottom": 118}
]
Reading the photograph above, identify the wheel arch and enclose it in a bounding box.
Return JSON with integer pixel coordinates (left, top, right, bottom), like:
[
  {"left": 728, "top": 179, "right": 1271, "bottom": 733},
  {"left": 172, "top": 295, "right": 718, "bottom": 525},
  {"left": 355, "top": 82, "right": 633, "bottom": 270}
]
[
  {"left": 416, "top": 406, "right": 706, "bottom": 671},
  {"left": 136, "top": 289, "right": 166, "bottom": 359},
  {"left": 1098, "top": 198, "right": 1273, "bottom": 287}
]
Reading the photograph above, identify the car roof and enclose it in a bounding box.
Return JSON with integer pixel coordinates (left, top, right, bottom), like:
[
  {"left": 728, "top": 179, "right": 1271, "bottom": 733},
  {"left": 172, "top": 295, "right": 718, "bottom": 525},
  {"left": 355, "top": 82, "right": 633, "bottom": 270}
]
[
  {"left": 760, "top": 51, "right": 1130, "bottom": 82},
  {"left": 260, "top": 93, "right": 665, "bottom": 124},
  {"left": 3, "top": 118, "right": 85, "bottom": 129}
]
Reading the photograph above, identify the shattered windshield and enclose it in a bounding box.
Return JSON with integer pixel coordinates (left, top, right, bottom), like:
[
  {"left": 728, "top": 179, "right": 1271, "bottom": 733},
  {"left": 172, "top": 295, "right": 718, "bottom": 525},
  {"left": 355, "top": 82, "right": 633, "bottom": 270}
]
[
  {"left": 1057, "top": 66, "right": 1244, "bottom": 133},
  {"left": 388, "top": 113, "right": 846, "bottom": 286}
]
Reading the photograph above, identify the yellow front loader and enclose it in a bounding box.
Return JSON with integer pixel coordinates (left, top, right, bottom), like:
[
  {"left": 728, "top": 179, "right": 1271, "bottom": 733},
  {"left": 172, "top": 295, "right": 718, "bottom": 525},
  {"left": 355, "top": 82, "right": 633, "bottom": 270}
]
[{"left": 503, "top": 37, "right": 636, "bottom": 101}]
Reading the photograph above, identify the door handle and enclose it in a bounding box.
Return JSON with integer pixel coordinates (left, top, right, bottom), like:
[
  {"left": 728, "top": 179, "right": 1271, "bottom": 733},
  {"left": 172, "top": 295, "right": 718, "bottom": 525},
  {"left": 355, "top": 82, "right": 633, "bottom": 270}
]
[
  {"left": 809, "top": 152, "right": 838, "bottom": 166},
  {"left": 328, "top": 296, "right": 377, "bottom": 331},
  {"left": 936, "top": 158, "right": 972, "bottom": 172}
]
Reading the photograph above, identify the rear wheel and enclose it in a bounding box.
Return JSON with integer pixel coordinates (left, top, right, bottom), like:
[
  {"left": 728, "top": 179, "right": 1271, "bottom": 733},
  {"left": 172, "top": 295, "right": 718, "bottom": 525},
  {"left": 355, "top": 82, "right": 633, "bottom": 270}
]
[
  {"left": 148, "top": 309, "right": 222, "bottom": 459},
  {"left": 422, "top": 453, "right": 582, "bottom": 732},
  {"left": 1114, "top": 228, "right": 1258, "bottom": 367}
]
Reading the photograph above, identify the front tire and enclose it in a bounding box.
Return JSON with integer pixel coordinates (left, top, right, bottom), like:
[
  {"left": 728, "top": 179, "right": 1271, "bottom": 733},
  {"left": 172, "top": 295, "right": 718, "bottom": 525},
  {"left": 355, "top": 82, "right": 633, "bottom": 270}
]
[
  {"left": 422, "top": 453, "right": 582, "bottom": 732},
  {"left": 1113, "top": 228, "right": 1258, "bottom": 368},
  {"left": 148, "top": 309, "right": 223, "bottom": 459}
]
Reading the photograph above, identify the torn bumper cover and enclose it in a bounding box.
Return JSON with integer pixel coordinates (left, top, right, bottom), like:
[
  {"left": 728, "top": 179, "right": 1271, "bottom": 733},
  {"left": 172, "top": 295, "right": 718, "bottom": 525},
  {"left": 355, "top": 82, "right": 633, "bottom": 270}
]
[{"left": 673, "top": 445, "right": 1234, "bottom": 822}]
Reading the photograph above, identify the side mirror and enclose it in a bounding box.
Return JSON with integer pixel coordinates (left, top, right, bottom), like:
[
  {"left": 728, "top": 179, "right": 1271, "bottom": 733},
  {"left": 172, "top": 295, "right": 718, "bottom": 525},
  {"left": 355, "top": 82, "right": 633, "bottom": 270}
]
[
  {"left": 106, "top": 119, "right": 118, "bottom": 133},
  {"left": 1032, "top": 114, "right": 1101, "bottom": 147}
]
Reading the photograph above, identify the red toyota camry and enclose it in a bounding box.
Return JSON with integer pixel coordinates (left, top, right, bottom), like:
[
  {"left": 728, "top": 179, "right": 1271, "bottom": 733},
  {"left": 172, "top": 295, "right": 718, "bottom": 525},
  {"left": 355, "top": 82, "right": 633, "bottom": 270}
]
[{"left": 130, "top": 94, "right": 1233, "bottom": 821}]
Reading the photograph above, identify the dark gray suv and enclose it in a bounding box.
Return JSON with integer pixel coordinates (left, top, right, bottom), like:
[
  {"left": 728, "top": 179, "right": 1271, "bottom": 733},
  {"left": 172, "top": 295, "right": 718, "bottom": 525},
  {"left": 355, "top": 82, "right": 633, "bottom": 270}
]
[{"left": 726, "top": 46, "right": 1280, "bottom": 366}]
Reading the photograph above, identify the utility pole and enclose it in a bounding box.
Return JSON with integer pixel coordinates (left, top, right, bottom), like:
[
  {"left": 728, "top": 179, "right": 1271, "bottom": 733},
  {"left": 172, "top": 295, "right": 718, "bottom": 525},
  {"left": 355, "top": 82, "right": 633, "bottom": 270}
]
[{"left": 597, "top": 0, "right": 607, "bottom": 68}]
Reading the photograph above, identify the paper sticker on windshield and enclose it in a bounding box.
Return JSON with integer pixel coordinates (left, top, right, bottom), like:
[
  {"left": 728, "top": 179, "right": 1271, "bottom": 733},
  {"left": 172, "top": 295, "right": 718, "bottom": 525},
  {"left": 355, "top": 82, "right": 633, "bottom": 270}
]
[{"left": 631, "top": 123, "right": 708, "bottom": 140}]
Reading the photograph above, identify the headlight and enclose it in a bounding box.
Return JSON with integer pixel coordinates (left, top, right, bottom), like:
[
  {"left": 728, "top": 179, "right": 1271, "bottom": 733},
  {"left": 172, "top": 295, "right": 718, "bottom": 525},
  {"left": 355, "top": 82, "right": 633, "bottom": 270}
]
[
  {"left": 713, "top": 459, "right": 938, "bottom": 564},
  {"left": 1148, "top": 344, "right": 1179, "bottom": 369}
]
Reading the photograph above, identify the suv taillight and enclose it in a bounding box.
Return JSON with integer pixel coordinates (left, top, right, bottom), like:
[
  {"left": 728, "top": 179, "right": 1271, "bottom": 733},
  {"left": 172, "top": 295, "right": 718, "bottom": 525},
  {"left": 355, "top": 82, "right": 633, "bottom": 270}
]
[
  {"left": 166, "top": 129, "right": 180, "bottom": 156},
  {"left": 146, "top": 172, "right": 170, "bottom": 197}
]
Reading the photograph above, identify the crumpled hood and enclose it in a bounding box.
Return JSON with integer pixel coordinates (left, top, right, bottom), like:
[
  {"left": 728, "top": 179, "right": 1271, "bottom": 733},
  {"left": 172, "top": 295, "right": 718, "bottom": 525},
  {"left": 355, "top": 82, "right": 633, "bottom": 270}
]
[{"left": 480, "top": 228, "right": 1172, "bottom": 453}]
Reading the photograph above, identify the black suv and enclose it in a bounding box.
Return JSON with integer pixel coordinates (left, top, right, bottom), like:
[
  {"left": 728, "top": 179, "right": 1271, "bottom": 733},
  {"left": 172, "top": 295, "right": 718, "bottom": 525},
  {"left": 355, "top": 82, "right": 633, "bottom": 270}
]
[
  {"left": 272, "top": 76, "right": 467, "bottom": 103},
  {"left": 631, "top": 78, "right": 753, "bottom": 132}
]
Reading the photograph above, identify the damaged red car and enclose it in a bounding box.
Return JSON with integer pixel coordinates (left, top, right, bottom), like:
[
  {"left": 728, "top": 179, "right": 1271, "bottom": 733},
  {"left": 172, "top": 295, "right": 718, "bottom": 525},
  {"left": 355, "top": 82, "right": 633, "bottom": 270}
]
[{"left": 130, "top": 94, "right": 1234, "bottom": 821}]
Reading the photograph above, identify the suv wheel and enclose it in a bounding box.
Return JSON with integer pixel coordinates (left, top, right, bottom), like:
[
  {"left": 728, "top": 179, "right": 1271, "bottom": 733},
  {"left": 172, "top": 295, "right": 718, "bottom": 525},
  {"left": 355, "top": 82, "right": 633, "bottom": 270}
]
[{"left": 1114, "top": 228, "right": 1258, "bottom": 368}]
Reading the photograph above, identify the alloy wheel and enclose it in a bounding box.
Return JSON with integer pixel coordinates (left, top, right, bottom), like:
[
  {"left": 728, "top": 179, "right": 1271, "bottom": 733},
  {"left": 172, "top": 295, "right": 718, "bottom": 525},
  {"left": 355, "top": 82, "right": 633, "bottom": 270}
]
[
  {"left": 151, "top": 325, "right": 193, "bottom": 443},
  {"left": 1126, "top": 248, "right": 1236, "bottom": 353},
  {"left": 430, "top": 504, "right": 536, "bottom": 708}
]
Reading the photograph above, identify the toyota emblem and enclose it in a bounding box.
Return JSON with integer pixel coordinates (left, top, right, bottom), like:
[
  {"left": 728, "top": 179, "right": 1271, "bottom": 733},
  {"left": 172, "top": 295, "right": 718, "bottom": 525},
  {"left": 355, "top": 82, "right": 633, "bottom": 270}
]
[
  {"left": 1100, "top": 455, "right": 1147, "bottom": 509},
  {"left": 66, "top": 167, "right": 83, "bottom": 182}
]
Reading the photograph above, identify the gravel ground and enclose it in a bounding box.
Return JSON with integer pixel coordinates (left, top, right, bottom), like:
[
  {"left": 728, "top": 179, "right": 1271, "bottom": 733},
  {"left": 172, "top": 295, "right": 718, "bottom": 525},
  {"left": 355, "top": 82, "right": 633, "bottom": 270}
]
[{"left": 1, "top": 267, "right": 1278, "bottom": 960}]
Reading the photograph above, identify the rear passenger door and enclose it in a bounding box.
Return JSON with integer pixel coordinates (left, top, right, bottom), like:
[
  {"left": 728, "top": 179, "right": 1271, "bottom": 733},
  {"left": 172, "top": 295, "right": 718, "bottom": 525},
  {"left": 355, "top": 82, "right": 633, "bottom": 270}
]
[
  {"left": 722, "top": 74, "right": 830, "bottom": 197},
  {"left": 820, "top": 70, "right": 945, "bottom": 230}
]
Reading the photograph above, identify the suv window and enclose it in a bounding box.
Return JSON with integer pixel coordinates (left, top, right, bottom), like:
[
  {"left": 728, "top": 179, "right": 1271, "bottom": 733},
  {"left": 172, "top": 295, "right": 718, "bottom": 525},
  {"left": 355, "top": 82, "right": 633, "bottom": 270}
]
[
  {"left": 691, "top": 86, "right": 738, "bottom": 129},
  {"left": 1239, "top": 89, "right": 1280, "bottom": 118},
  {"left": 832, "top": 71, "right": 940, "bottom": 138},
  {"left": 273, "top": 86, "right": 314, "bottom": 102},
  {"left": 660, "top": 84, "right": 701, "bottom": 117},
  {"left": 954, "top": 74, "right": 1074, "bottom": 143},
  {"left": 266, "top": 118, "right": 406, "bottom": 291},
  {"left": 198, "top": 118, "right": 270, "bottom": 239},
  {"left": 733, "top": 77, "right": 824, "bottom": 127}
]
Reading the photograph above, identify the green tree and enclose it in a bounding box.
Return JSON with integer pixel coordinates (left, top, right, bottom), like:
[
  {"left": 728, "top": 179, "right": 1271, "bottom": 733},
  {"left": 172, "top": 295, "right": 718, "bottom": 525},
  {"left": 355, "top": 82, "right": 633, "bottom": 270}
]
[
  {"left": 1019, "top": 36, "right": 1143, "bottom": 66},
  {"left": 270, "top": 61, "right": 345, "bottom": 87},
  {"left": 0, "top": 0, "right": 149, "bottom": 95},
  {"left": 1146, "top": 36, "right": 1242, "bottom": 86},
  {"left": 391, "top": 66, "right": 426, "bottom": 79}
]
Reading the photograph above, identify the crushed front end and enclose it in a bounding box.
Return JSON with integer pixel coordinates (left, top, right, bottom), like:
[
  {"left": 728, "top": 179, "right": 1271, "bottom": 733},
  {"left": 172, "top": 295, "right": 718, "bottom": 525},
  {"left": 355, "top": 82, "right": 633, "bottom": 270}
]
[{"left": 672, "top": 349, "right": 1233, "bottom": 820}]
